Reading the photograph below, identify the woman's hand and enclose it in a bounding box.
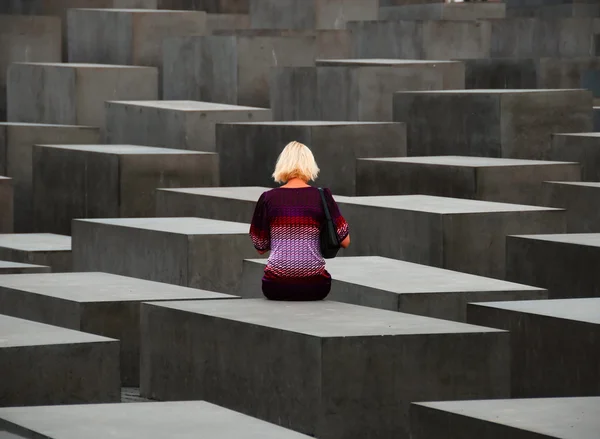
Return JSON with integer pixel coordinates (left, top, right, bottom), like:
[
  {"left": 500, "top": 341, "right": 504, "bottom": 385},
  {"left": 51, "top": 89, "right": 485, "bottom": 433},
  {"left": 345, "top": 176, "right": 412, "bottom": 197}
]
[{"left": 340, "top": 234, "right": 350, "bottom": 249}]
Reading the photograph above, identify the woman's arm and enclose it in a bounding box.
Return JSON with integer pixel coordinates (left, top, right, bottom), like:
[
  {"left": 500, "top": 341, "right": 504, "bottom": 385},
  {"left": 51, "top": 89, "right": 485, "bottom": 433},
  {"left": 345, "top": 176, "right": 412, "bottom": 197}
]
[{"left": 340, "top": 234, "right": 350, "bottom": 249}]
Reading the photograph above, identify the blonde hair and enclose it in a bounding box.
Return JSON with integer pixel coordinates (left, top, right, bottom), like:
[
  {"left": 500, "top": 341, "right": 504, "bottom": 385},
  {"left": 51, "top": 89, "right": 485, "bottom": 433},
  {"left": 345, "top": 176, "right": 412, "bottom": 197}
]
[{"left": 272, "top": 141, "right": 320, "bottom": 183}]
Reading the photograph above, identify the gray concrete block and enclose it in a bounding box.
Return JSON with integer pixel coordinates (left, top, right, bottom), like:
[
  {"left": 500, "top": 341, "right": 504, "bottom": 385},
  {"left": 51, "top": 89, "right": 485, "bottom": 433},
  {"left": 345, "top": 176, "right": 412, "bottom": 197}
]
[
  {"left": 380, "top": 3, "right": 506, "bottom": 21},
  {"left": 356, "top": 156, "right": 582, "bottom": 205},
  {"left": 206, "top": 13, "right": 250, "bottom": 32},
  {"left": 105, "top": 100, "right": 271, "bottom": 152},
  {"left": 410, "top": 397, "right": 600, "bottom": 439},
  {"left": 468, "top": 298, "right": 600, "bottom": 398},
  {"left": 507, "top": 3, "right": 600, "bottom": 18},
  {"left": 32, "top": 144, "right": 219, "bottom": 235},
  {"left": 0, "top": 15, "right": 61, "bottom": 121},
  {"left": 0, "top": 233, "right": 71, "bottom": 272},
  {"left": 543, "top": 182, "right": 600, "bottom": 232},
  {"left": 547, "top": 133, "right": 600, "bottom": 180},
  {"left": 0, "top": 123, "right": 100, "bottom": 232},
  {"left": 241, "top": 256, "right": 547, "bottom": 322},
  {"left": 140, "top": 299, "right": 509, "bottom": 439},
  {"left": 0, "top": 272, "right": 234, "bottom": 386},
  {"left": 216, "top": 121, "right": 406, "bottom": 195},
  {"left": 0, "top": 401, "right": 313, "bottom": 439},
  {"left": 0, "top": 313, "right": 120, "bottom": 407},
  {"left": 506, "top": 234, "right": 600, "bottom": 299},
  {"left": 0, "top": 176, "right": 13, "bottom": 233},
  {"left": 339, "top": 195, "right": 565, "bottom": 279},
  {"left": 157, "top": 0, "right": 248, "bottom": 13},
  {"left": 392, "top": 90, "right": 593, "bottom": 159},
  {"left": 270, "top": 67, "right": 318, "bottom": 121},
  {"left": 0, "top": 260, "right": 50, "bottom": 274},
  {"left": 72, "top": 217, "right": 262, "bottom": 292},
  {"left": 7, "top": 63, "right": 158, "bottom": 127},
  {"left": 595, "top": 107, "right": 600, "bottom": 131}
]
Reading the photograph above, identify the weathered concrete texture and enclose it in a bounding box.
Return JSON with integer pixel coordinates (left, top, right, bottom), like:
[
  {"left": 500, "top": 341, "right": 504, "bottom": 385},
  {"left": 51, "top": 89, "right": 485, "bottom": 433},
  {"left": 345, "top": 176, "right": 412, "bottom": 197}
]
[
  {"left": 0, "top": 233, "right": 71, "bottom": 272},
  {"left": 72, "top": 217, "right": 262, "bottom": 292},
  {"left": 506, "top": 234, "right": 600, "bottom": 299},
  {"left": 543, "top": 182, "right": 600, "bottom": 233},
  {"left": 507, "top": 3, "right": 600, "bottom": 18},
  {"left": 140, "top": 299, "right": 509, "bottom": 439},
  {"left": 32, "top": 144, "right": 219, "bottom": 235},
  {"left": 0, "top": 260, "right": 50, "bottom": 274},
  {"left": 0, "top": 401, "right": 313, "bottom": 439},
  {"left": 356, "top": 156, "right": 581, "bottom": 205},
  {"left": 0, "top": 272, "right": 234, "bottom": 386},
  {"left": 0, "top": 123, "right": 100, "bottom": 232},
  {"left": 157, "top": 0, "right": 248, "bottom": 13},
  {"left": 249, "top": 0, "right": 378, "bottom": 30},
  {"left": 468, "top": 298, "right": 600, "bottom": 398},
  {"left": 393, "top": 89, "right": 593, "bottom": 159},
  {"left": 547, "top": 133, "right": 600, "bottom": 181},
  {"left": 410, "top": 397, "right": 600, "bottom": 439},
  {"left": 380, "top": 3, "right": 506, "bottom": 21},
  {"left": 339, "top": 195, "right": 565, "bottom": 279},
  {"left": 7, "top": 63, "right": 158, "bottom": 127},
  {"left": 270, "top": 67, "right": 318, "bottom": 120},
  {"left": 0, "top": 314, "right": 120, "bottom": 407},
  {"left": 0, "top": 176, "right": 13, "bottom": 232},
  {"left": 206, "top": 13, "right": 250, "bottom": 32},
  {"left": 105, "top": 100, "right": 271, "bottom": 152},
  {"left": 0, "top": 15, "right": 61, "bottom": 121},
  {"left": 241, "top": 256, "right": 547, "bottom": 322},
  {"left": 595, "top": 107, "right": 600, "bottom": 131},
  {"left": 216, "top": 121, "right": 406, "bottom": 195}
]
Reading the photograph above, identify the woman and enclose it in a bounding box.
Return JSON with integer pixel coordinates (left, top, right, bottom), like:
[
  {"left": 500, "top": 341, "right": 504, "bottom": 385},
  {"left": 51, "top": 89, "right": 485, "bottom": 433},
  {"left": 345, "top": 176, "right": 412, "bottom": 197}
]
[{"left": 249, "top": 141, "right": 350, "bottom": 301}]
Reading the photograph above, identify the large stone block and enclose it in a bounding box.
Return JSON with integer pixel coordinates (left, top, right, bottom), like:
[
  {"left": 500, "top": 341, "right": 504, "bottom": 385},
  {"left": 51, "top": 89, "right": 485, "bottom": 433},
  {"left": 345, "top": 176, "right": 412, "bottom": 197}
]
[
  {"left": 72, "top": 217, "right": 261, "bottom": 292},
  {"left": 241, "top": 256, "right": 547, "bottom": 322},
  {"left": 216, "top": 121, "right": 406, "bottom": 195},
  {"left": 157, "top": 0, "right": 248, "bottom": 13},
  {"left": 0, "top": 260, "right": 50, "bottom": 274},
  {"left": 0, "top": 123, "right": 100, "bottom": 232},
  {"left": 0, "top": 272, "right": 234, "bottom": 386},
  {"left": 506, "top": 234, "right": 600, "bottom": 299},
  {"left": 393, "top": 89, "right": 593, "bottom": 158},
  {"left": 468, "top": 298, "right": 600, "bottom": 397},
  {"left": 380, "top": 3, "right": 506, "bottom": 20},
  {"left": 0, "top": 233, "right": 71, "bottom": 272},
  {"left": 356, "top": 156, "right": 581, "bottom": 205},
  {"left": 0, "top": 314, "right": 119, "bottom": 407},
  {"left": 7, "top": 63, "right": 158, "bottom": 127},
  {"left": 206, "top": 13, "right": 250, "bottom": 31},
  {"left": 140, "top": 299, "right": 509, "bottom": 439},
  {"left": 105, "top": 100, "right": 271, "bottom": 152},
  {"left": 410, "top": 397, "right": 600, "bottom": 439},
  {"left": 507, "top": 3, "right": 600, "bottom": 18},
  {"left": 543, "top": 182, "right": 600, "bottom": 232},
  {"left": 0, "top": 176, "right": 13, "bottom": 232},
  {"left": 547, "top": 133, "right": 600, "bottom": 180},
  {"left": 339, "top": 195, "right": 565, "bottom": 279},
  {"left": 595, "top": 107, "right": 600, "bottom": 131},
  {"left": 32, "top": 144, "right": 218, "bottom": 235}
]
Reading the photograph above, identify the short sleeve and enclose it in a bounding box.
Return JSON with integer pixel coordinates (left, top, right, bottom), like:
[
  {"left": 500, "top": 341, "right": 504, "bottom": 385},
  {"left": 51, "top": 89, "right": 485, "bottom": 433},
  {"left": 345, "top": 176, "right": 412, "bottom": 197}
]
[
  {"left": 323, "top": 188, "right": 349, "bottom": 243},
  {"left": 249, "top": 192, "right": 271, "bottom": 251}
]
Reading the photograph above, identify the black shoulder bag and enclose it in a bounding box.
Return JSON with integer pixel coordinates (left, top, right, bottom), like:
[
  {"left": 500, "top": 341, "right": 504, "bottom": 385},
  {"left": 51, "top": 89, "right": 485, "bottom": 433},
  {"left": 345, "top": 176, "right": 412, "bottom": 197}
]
[{"left": 318, "top": 187, "right": 340, "bottom": 259}]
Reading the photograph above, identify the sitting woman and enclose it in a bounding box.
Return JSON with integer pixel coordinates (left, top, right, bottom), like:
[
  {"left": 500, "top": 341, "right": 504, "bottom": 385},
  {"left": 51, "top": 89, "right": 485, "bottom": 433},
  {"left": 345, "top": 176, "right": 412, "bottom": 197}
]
[{"left": 249, "top": 140, "right": 350, "bottom": 301}]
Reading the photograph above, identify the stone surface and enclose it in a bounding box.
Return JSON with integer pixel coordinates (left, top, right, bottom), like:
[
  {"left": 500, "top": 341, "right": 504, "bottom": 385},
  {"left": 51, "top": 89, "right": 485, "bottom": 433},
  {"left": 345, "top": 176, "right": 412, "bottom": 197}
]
[
  {"left": 72, "top": 217, "right": 262, "bottom": 292},
  {"left": 0, "top": 260, "right": 50, "bottom": 274},
  {"left": 0, "top": 176, "right": 13, "bottom": 232},
  {"left": 0, "top": 123, "right": 100, "bottom": 232},
  {"left": 468, "top": 298, "right": 600, "bottom": 398},
  {"left": 7, "top": 63, "right": 158, "bottom": 127},
  {"left": 356, "top": 156, "right": 581, "bottom": 205},
  {"left": 105, "top": 100, "right": 271, "bottom": 152},
  {"left": 140, "top": 299, "right": 509, "bottom": 439},
  {"left": 206, "top": 13, "right": 250, "bottom": 32},
  {"left": 216, "top": 121, "right": 406, "bottom": 195},
  {"left": 507, "top": 3, "right": 600, "bottom": 18},
  {"left": 32, "top": 144, "right": 219, "bottom": 235},
  {"left": 241, "top": 256, "right": 547, "bottom": 322},
  {"left": 0, "top": 314, "right": 119, "bottom": 407},
  {"left": 595, "top": 107, "right": 600, "bottom": 131},
  {"left": 0, "top": 272, "right": 234, "bottom": 386},
  {"left": 411, "top": 397, "right": 600, "bottom": 439},
  {"left": 506, "top": 234, "right": 600, "bottom": 299},
  {"left": 157, "top": 0, "right": 248, "bottom": 13},
  {"left": 0, "top": 233, "right": 71, "bottom": 272},
  {"left": 380, "top": 3, "right": 506, "bottom": 20},
  {"left": 393, "top": 89, "right": 593, "bottom": 158},
  {"left": 543, "top": 181, "right": 600, "bottom": 232},
  {"left": 547, "top": 133, "right": 600, "bottom": 180}
]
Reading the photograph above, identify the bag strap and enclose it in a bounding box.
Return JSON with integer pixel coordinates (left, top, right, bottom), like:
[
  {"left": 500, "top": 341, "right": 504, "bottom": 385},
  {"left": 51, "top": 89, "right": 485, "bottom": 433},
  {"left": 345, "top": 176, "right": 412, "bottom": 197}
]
[{"left": 318, "top": 187, "right": 333, "bottom": 222}]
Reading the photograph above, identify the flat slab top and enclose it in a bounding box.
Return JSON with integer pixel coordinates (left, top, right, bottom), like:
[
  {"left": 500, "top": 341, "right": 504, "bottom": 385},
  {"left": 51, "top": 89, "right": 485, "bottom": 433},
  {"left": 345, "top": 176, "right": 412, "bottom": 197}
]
[
  {"left": 316, "top": 59, "right": 460, "bottom": 66},
  {"left": 14, "top": 62, "right": 155, "bottom": 70},
  {"left": 0, "top": 176, "right": 11, "bottom": 181},
  {"left": 36, "top": 144, "right": 213, "bottom": 155},
  {"left": 108, "top": 100, "right": 269, "bottom": 112},
  {"left": 361, "top": 156, "right": 578, "bottom": 167},
  {"left": 414, "top": 397, "right": 600, "bottom": 439},
  {"left": 0, "top": 260, "right": 48, "bottom": 270},
  {"left": 0, "top": 314, "right": 115, "bottom": 348},
  {"left": 556, "top": 133, "right": 600, "bottom": 138},
  {"left": 396, "top": 89, "right": 586, "bottom": 95},
  {"left": 76, "top": 217, "right": 249, "bottom": 235},
  {"left": 222, "top": 121, "right": 399, "bottom": 126},
  {"left": 0, "top": 234, "right": 71, "bottom": 252},
  {"left": 546, "top": 181, "right": 600, "bottom": 188},
  {"left": 149, "top": 299, "right": 503, "bottom": 337},
  {"left": 0, "top": 122, "right": 97, "bottom": 129},
  {"left": 0, "top": 272, "right": 234, "bottom": 303},
  {"left": 160, "top": 186, "right": 269, "bottom": 201},
  {"left": 75, "top": 8, "right": 205, "bottom": 14},
  {"left": 0, "top": 401, "right": 312, "bottom": 439},
  {"left": 511, "top": 233, "right": 600, "bottom": 247}
]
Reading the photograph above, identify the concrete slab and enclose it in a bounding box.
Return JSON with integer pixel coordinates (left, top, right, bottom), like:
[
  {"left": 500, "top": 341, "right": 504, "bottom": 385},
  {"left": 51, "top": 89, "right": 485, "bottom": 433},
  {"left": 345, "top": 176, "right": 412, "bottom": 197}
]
[
  {"left": 0, "top": 176, "right": 13, "bottom": 232},
  {"left": 0, "top": 260, "right": 50, "bottom": 274},
  {"left": 393, "top": 89, "right": 593, "bottom": 159},
  {"left": 411, "top": 397, "right": 600, "bottom": 439},
  {"left": 241, "top": 256, "right": 547, "bottom": 322},
  {"left": 0, "top": 272, "right": 235, "bottom": 386},
  {"left": 105, "top": 100, "right": 271, "bottom": 152},
  {"left": 140, "top": 299, "right": 509, "bottom": 439},
  {"left": 72, "top": 217, "right": 262, "bottom": 292},
  {"left": 0, "top": 314, "right": 119, "bottom": 407},
  {"left": 0, "top": 401, "right": 313, "bottom": 439},
  {"left": 380, "top": 3, "right": 506, "bottom": 21},
  {"left": 468, "top": 298, "right": 600, "bottom": 398},
  {"left": 543, "top": 181, "right": 600, "bottom": 232},
  {"left": 0, "top": 233, "right": 71, "bottom": 272},
  {"left": 216, "top": 121, "right": 406, "bottom": 195},
  {"left": 206, "top": 13, "right": 250, "bottom": 32},
  {"left": 594, "top": 107, "right": 600, "bottom": 131},
  {"left": 32, "top": 144, "right": 219, "bottom": 234},
  {"left": 157, "top": 0, "right": 248, "bottom": 13},
  {"left": 507, "top": 3, "right": 600, "bottom": 18},
  {"left": 547, "top": 133, "right": 600, "bottom": 180},
  {"left": 356, "top": 156, "right": 581, "bottom": 205},
  {"left": 7, "top": 63, "right": 158, "bottom": 127},
  {"left": 0, "top": 123, "right": 100, "bottom": 232}
]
